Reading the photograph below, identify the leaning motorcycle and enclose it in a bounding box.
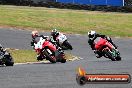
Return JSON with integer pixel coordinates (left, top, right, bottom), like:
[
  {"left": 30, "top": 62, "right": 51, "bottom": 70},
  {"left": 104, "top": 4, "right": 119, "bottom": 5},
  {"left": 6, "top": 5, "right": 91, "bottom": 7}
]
[
  {"left": 0, "top": 50, "right": 14, "bottom": 66},
  {"left": 34, "top": 37, "right": 66, "bottom": 63},
  {"left": 94, "top": 37, "right": 121, "bottom": 61},
  {"left": 56, "top": 33, "right": 73, "bottom": 50}
]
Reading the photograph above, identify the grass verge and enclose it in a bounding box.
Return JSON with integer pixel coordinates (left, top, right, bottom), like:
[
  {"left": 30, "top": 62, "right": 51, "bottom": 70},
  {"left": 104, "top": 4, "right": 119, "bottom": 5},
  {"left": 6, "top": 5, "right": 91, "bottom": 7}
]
[
  {"left": 7, "top": 49, "right": 78, "bottom": 63},
  {"left": 0, "top": 5, "right": 132, "bottom": 37}
]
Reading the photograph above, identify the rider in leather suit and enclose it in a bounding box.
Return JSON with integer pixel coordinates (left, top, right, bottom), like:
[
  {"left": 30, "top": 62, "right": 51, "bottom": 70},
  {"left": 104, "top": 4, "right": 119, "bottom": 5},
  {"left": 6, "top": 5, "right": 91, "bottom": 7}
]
[{"left": 88, "top": 30, "right": 117, "bottom": 58}]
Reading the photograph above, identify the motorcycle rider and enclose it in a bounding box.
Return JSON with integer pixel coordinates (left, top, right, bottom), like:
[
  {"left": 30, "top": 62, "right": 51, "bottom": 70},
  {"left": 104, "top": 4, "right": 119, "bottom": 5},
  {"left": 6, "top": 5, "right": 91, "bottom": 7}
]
[
  {"left": 31, "top": 31, "right": 49, "bottom": 61},
  {"left": 31, "top": 31, "right": 49, "bottom": 48},
  {"left": 88, "top": 30, "right": 117, "bottom": 58},
  {"left": 50, "top": 29, "right": 61, "bottom": 48},
  {"left": 51, "top": 29, "right": 59, "bottom": 41}
]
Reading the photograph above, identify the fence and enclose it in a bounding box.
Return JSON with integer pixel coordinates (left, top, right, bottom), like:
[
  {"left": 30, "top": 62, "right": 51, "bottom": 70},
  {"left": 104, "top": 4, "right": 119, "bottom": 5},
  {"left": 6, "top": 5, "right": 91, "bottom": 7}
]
[
  {"left": 56, "top": 0, "right": 124, "bottom": 6},
  {"left": 125, "top": 0, "right": 132, "bottom": 6}
]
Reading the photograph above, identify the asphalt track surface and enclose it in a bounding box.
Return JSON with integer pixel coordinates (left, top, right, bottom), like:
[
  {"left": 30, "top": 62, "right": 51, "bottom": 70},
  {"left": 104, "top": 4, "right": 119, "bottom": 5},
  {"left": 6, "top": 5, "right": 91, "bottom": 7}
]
[{"left": 0, "top": 28, "right": 132, "bottom": 88}]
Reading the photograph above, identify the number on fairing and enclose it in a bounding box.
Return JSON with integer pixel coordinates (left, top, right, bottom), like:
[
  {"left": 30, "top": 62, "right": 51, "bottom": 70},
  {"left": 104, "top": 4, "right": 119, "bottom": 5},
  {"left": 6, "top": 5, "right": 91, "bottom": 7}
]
[{"left": 34, "top": 37, "right": 45, "bottom": 49}]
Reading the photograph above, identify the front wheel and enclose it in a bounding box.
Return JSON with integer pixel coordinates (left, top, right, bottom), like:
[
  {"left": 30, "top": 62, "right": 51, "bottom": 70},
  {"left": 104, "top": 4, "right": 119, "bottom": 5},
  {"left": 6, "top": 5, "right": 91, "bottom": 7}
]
[
  {"left": 63, "top": 41, "right": 73, "bottom": 50},
  {"left": 60, "top": 58, "right": 66, "bottom": 63},
  {"left": 103, "top": 49, "right": 116, "bottom": 61},
  {"left": 56, "top": 52, "right": 66, "bottom": 63},
  {"left": 5, "top": 56, "right": 14, "bottom": 66},
  {"left": 60, "top": 54, "right": 66, "bottom": 63},
  {"left": 43, "top": 49, "right": 56, "bottom": 63}
]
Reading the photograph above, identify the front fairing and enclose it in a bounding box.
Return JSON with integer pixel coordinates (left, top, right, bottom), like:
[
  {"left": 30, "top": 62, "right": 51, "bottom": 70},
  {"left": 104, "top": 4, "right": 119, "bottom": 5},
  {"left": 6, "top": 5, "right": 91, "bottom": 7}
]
[
  {"left": 95, "top": 37, "right": 107, "bottom": 50},
  {"left": 34, "top": 37, "right": 46, "bottom": 54},
  {"left": 95, "top": 37, "right": 114, "bottom": 51},
  {"left": 43, "top": 41, "right": 57, "bottom": 51}
]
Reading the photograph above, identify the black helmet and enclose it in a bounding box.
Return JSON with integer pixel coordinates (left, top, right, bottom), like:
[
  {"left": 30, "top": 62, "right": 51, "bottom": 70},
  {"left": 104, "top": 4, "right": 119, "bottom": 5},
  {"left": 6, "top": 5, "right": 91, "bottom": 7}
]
[{"left": 51, "top": 29, "right": 58, "bottom": 36}]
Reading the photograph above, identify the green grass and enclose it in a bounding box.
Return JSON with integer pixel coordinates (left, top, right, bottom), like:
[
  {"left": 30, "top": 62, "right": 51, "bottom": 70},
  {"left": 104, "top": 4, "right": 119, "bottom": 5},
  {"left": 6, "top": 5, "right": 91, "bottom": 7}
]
[
  {"left": 8, "top": 49, "right": 75, "bottom": 63},
  {"left": 9, "top": 49, "right": 37, "bottom": 63},
  {"left": 0, "top": 5, "right": 132, "bottom": 37}
]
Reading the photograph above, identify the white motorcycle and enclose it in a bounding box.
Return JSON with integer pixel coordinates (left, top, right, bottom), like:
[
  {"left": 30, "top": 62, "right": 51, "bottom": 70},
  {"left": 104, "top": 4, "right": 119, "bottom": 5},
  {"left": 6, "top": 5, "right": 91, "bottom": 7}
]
[{"left": 56, "top": 33, "right": 73, "bottom": 50}]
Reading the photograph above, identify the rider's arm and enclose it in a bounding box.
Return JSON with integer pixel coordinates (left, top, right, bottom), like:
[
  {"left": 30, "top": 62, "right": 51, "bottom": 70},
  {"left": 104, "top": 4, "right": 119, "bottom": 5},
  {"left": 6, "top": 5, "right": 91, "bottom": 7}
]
[
  {"left": 88, "top": 39, "right": 95, "bottom": 50},
  {"left": 96, "top": 34, "right": 106, "bottom": 38},
  {"left": 31, "top": 38, "right": 36, "bottom": 48},
  {"left": 39, "top": 35, "right": 49, "bottom": 40},
  {"left": 31, "top": 41, "right": 34, "bottom": 46},
  {"left": 50, "top": 36, "right": 56, "bottom": 43},
  {"left": 88, "top": 39, "right": 93, "bottom": 45}
]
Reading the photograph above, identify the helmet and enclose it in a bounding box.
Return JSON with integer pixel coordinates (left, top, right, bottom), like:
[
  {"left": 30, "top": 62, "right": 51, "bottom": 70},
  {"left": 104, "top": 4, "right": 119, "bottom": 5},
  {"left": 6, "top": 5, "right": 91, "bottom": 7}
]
[
  {"left": 51, "top": 29, "right": 58, "bottom": 36},
  {"left": 88, "top": 30, "right": 96, "bottom": 38},
  {"left": 31, "top": 31, "right": 39, "bottom": 38}
]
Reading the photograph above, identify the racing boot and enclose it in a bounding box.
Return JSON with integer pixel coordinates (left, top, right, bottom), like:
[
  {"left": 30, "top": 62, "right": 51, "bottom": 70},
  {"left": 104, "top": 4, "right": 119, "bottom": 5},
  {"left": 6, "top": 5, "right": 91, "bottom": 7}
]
[{"left": 37, "top": 55, "right": 44, "bottom": 61}]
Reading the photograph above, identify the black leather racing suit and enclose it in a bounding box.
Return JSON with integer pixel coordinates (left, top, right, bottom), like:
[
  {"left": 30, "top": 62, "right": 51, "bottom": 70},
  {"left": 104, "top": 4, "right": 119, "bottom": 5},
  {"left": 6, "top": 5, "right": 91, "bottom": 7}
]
[{"left": 50, "top": 32, "right": 61, "bottom": 48}]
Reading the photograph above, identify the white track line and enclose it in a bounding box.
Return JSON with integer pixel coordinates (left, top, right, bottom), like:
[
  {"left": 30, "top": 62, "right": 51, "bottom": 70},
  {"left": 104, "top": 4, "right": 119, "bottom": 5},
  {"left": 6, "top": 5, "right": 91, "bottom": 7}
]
[{"left": 14, "top": 57, "right": 83, "bottom": 65}]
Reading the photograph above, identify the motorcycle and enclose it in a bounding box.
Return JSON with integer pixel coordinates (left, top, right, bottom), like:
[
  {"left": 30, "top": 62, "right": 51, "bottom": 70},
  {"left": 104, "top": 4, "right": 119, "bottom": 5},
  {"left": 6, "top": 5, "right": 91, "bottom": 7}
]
[
  {"left": 56, "top": 33, "right": 73, "bottom": 50},
  {"left": 0, "top": 50, "right": 14, "bottom": 66},
  {"left": 94, "top": 37, "right": 121, "bottom": 61},
  {"left": 34, "top": 37, "right": 66, "bottom": 63}
]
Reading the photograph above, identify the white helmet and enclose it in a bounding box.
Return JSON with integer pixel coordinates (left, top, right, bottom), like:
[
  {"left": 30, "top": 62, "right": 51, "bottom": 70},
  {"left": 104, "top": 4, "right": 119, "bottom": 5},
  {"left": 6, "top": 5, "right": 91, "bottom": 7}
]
[{"left": 88, "top": 30, "right": 96, "bottom": 38}]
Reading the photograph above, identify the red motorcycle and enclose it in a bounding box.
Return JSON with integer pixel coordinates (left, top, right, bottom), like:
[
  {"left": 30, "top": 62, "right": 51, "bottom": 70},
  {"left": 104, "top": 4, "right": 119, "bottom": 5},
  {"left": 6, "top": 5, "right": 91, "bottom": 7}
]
[
  {"left": 34, "top": 37, "right": 66, "bottom": 63},
  {"left": 94, "top": 37, "right": 121, "bottom": 61}
]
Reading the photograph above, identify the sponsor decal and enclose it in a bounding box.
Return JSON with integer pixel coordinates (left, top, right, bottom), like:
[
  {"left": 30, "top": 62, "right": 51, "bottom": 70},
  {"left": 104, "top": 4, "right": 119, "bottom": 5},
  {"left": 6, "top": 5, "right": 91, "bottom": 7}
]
[{"left": 76, "top": 67, "right": 131, "bottom": 85}]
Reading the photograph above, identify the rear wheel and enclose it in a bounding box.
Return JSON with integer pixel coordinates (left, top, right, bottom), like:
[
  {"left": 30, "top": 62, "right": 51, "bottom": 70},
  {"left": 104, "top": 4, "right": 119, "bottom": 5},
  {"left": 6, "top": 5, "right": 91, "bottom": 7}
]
[
  {"left": 43, "top": 49, "right": 56, "bottom": 63},
  {"left": 116, "top": 56, "right": 121, "bottom": 61},
  {"left": 63, "top": 41, "right": 73, "bottom": 50}
]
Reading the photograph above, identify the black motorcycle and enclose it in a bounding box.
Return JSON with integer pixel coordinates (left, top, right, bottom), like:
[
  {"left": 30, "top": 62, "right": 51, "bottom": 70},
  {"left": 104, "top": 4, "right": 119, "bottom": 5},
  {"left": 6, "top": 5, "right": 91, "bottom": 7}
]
[{"left": 0, "top": 50, "right": 14, "bottom": 66}]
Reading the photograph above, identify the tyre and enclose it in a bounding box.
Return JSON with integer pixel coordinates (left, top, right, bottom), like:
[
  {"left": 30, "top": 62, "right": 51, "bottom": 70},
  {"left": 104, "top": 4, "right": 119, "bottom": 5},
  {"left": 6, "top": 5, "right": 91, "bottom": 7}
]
[
  {"left": 0, "top": 60, "right": 4, "bottom": 66},
  {"left": 116, "top": 56, "right": 121, "bottom": 61},
  {"left": 43, "top": 49, "right": 56, "bottom": 63},
  {"left": 60, "top": 58, "right": 66, "bottom": 63},
  {"left": 5, "top": 56, "right": 14, "bottom": 66},
  {"left": 104, "top": 50, "right": 116, "bottom": 61},
  {"left": 37, "top": 55, "right": 44, "bottom": 61},
  {"left": 57, "top": 53, "right": 66, "bottom": 63},
  {"left": 63, "top": 41, "right": 73, "bottom": 50}
]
